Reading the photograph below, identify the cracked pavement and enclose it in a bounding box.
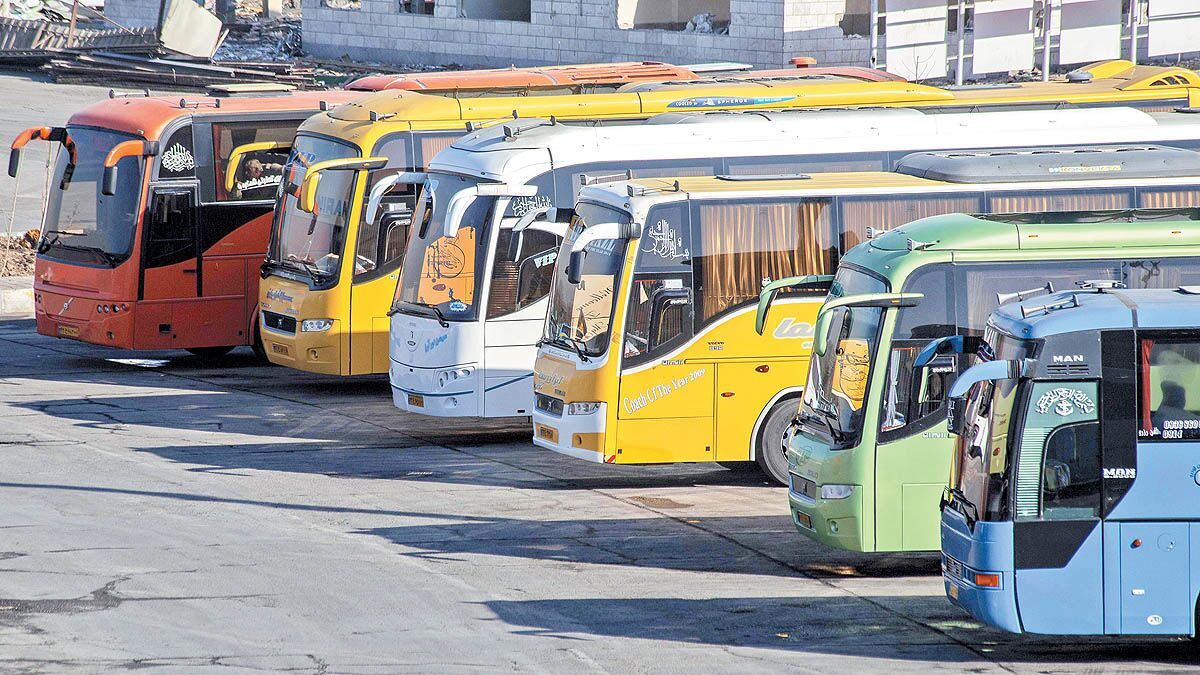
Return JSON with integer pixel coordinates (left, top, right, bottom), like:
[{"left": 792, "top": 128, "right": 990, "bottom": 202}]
[{"left": 2, "top": 72, "right": 1200, "bottom": 673}]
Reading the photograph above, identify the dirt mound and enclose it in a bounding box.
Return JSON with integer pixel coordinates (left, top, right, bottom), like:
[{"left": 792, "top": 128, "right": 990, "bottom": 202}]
[{"left": 1, "top": 230, "right": 39, "bottom": 277}]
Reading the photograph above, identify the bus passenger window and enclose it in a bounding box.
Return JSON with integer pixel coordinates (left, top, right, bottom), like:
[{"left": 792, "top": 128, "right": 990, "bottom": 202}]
[
  {"left": 487, "top": 228, "right": 561, "bottom": 319},
  {"left": 212, "top": 121, "right": 296, "bottom": 202},
  {"left": 1041, "top": 422, "right": 1101, "bottom": 519},
  {"left": 1138, "top": 336, "right": 1200, "bottom": 440}
]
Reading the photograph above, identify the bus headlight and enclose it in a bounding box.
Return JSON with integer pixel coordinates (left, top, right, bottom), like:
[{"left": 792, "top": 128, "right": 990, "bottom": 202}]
[
  {"left": 820, "top": 484, "right": 854, "bottom": 500},
  {"left": 301, "top": 319, "right": 334, "bottom": 332},
  {"left": 567, "top": 402, "right": 602, "bottom": 415}
]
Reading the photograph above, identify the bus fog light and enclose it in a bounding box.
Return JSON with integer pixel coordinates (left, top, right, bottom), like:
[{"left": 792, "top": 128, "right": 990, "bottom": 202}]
[
  {"left": 301, "top": 319, "right": 334, "bottom": 332},
  {"left": 567, "top": 402, "right": 601, "bottom": 415},
  {"left": 438, "top": 367, "right": 473, "bottom": 388},
  {"left": 820, "top": 484, "right": 854, "bottom": 500}
]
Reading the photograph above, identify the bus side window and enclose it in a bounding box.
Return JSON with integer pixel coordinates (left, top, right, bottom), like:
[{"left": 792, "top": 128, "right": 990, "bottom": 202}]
[
  {"left": 1137, "top": 336, "right": 1200, "bottom": 440},
  {"left": 1041, "top": 422, "right": 1102, "bottom": 520},
  {"left": 487, "top": 228, "right": 561, "bottom": 319},
  {"left": 622, "top": 202, "right": 693, "bottom": 365},
  {"left": 880, "top": 264, "right": 954, "bottom": 434},
  {"left": 145, "top": 190, "right": 196, "bottom": 267}
]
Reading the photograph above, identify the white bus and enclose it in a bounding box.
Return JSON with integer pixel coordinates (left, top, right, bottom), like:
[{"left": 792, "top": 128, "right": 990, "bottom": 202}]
[{"left": 384, "top": 106, "right": 1200, "bottom": 418}]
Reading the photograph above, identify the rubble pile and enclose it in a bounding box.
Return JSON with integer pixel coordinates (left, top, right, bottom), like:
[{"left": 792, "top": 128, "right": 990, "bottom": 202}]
[
  {"left": 213, "top": 17, "right": 303, "bottom": 63},
  {"left": 0, "top": 231, "right": 38, "bottom": 277}
]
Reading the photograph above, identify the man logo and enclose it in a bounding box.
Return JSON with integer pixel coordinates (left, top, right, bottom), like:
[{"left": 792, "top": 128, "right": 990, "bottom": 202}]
[
  {"left": 773, "top": 318, "right": 814, "bottom": 340},
  {"left": 1052, "top": 354, "right": 1085, "bottom": 363},
  {"left": 1103, "top": 467, "right": 1136, "bottom": 479}
]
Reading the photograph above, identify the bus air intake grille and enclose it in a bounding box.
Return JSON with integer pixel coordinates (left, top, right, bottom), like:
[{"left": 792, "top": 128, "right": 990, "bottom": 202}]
[
  {"left": 536, "top": 393, "right": 564, "bottom": 417},
  {"left": 263, "top": 311, "right": 297, "bottom": 335},
  {"left": 1046, "top": 363, "right": 1090, "bottom": 376}
]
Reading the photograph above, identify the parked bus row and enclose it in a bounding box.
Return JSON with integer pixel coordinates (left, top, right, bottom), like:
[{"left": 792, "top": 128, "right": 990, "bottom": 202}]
[{"left": 10, "top": 57, "right": 1200, "bottom": 639}]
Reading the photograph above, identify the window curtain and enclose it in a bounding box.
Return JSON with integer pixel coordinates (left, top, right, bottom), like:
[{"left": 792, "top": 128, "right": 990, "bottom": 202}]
[
  {"left": 696, "top": 200, "right": 833, "bottom": 322},
  {"left": 987, "top": 190, "right": 1131, "bottom": 214},
  {"left": 840, "top": 194, "right": 982, "bottom": 251},
  {"left": 1137, "top": 188, "right": 1200, "bottom": 209}
]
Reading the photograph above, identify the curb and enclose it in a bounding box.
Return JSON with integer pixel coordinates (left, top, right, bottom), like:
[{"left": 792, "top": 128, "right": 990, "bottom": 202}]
[{"left": 0, "top": 279, "right": 33, "bottom": 318}]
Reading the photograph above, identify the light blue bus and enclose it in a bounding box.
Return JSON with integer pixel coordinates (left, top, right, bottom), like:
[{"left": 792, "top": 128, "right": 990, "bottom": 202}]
[{"left": 940, "top": 284, "right": 1200, "bottom": 636}]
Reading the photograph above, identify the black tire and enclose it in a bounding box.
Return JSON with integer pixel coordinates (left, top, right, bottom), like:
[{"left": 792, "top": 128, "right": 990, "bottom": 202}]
[
  {"left": 250, "top": 320, "right": 270, "bottom": 363},
  {"left": 756, "top": 398, "right": 797, "bottom": 486},
  {"left": 716, "top": 461, "right": 758, "bottom": 472},
  {"left": 185, "top": 346, "right": 235, "bottom": 358}
]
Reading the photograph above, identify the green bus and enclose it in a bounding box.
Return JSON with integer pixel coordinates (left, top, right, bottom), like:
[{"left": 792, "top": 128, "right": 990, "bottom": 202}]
[{"left": 786, "top": 208, "right": 1200, "bottom": 552}]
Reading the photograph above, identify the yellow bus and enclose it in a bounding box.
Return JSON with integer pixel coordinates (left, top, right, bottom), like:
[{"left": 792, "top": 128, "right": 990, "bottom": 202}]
[
  {"left": 256, "top": 59, "right": 1200, "bottom": 376},
  {"left": 531, "top": 144, "right": 1200, "bottom": 483}
]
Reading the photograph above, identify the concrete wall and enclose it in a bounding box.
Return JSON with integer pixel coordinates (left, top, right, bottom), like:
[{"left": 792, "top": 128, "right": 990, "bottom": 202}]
[
  {"left": 301, "top": 0, "right": 868, "bottom": 70},
  {"left": 104, "top": 0, "right": 161, "bottom": 29}
]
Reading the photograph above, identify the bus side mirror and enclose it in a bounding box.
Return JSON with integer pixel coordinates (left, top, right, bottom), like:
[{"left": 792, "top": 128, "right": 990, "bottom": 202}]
[
  {"left": 102, "top": 139, "right": 158, "bottom": 196},
  {"left": 224, "top": 141, "right": 290, "bottom": 194},
  {"left": 947, "top": 395, "right": 967, "bottom": 435},
  {"left": 299, "top": 171, "right": 321, "bottom": 214},
  {"left": 298, "top": 157, "right": 388, "bottom": 213},
  {"left": 811, "top": 291, "right": 924, "bottom": 356},
  {"left": 566, "top": 249, "right": 586, "bottom": 285},
  {"left": 755, "top": 274, "right": 835, "bottom": 335}
]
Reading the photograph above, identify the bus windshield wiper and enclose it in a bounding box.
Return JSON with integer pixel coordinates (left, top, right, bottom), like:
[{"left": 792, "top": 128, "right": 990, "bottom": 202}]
[
  {"left": 559, "top": 336, "right": 591, "bottom": 363},
  {"left": 392, "top": 300, "right": 449, "bottom": 327},
  {"left": 948, "top": 487, "right": 979, "bottom": 525},
  {"left": 799, "top": 407, "right": 845, "bottom": 445},
  {"left": 40, "top": 234, "right": 119, "bottom": 266}
]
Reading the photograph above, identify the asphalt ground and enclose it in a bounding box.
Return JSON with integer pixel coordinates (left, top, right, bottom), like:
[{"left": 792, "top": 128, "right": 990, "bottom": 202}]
[{"left": 2, "top": 72, "right": 1200, "bottom": 674}]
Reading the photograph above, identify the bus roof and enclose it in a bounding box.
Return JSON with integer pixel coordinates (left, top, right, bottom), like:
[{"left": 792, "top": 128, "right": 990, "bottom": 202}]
[
  {"left": 429, "top": 106, "right": 1191, "bottom": 183},
  {"left": 867, "top": 209, "right": 1200, "bottom": 254},
  {"left": 577, "top": 145, "right": 1200, "bottom": 210},
  {"left": 992, "top": 287, "right": 1200, "bottom": 339},
  {"left": 299, "top": 59, "right": 1200, "bottom": 152},
  {"left": 67, "top": 89, "right": 363, "bottom": 141}
]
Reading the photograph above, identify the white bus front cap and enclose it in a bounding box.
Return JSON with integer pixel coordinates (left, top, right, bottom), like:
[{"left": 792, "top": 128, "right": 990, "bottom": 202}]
[{"left": 444, "top": 183, "right": 539, "bottom": 237}]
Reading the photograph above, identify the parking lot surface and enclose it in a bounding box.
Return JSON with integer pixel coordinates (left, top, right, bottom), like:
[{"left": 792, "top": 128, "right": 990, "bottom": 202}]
[
  {"left": 2, "top": 71, "right": 1200, "bottom": 673},
  {"left": 2, "top": 321, "right": 1199, "bottom": 673}
]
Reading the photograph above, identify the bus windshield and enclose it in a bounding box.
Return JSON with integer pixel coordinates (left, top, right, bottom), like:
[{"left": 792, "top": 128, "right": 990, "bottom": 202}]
[
  {"left": 394, "top": 173, "right": 497, "bottom": 322},
  {"left": 41, "top": 127, "right": 144, "bottom": 266},
  {"left": 796, "top": 265, "right": 890, "bottom": 447},
  {"left": 543, "top": 202, "right": 631, "bottom": 357},
  {"left": 948, "top": 327, "right": 1035, "bottom": 523},
  {"left": 271, "top": 135, "right": 360, "bottom": 280}
]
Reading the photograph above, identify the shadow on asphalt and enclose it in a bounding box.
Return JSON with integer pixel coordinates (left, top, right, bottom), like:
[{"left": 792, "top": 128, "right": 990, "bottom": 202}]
[{"left": 481, "top": 596, "right": 1200, "bottom": 663}]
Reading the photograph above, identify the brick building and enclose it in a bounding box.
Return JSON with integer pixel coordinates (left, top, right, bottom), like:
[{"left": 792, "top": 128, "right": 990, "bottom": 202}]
[{"left": 301, "top": 0, "right": 872, "bottom": 70}]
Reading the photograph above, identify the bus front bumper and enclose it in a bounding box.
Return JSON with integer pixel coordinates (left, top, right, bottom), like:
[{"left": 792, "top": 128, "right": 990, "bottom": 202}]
[
  {"left": 390, "top": 359, "right": 482, "bottom": 417},
  {"left": 35, "top": 290, "right": 134, "bottom": 348},
  {"left": 787, "top": 473, "right": 866, "bottom": 551},
  {"left": 530, "top": 404, "right": 607, "bottom": 462},
  {"left": 261, "top": 316, "right": 344, "bottom": 375},
  {"left": 941, "top": 510, "right": 1021, "bottom": 633}
]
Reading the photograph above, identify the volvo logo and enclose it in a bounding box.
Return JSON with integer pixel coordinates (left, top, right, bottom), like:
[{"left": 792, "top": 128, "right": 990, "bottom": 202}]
[
  {"left": 406, "top": 325, "right": 417, "bottom": 353},
  {"left": 59, "top": 297, "right": 73, "bottom": 315}
]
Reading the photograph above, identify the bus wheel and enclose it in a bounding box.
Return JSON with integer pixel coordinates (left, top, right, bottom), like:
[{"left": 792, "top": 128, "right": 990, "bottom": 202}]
[
  {"left": 250, "top": 322, "right": 270, "bottom": 363},
  {"left": 185, "top": 346, "right": 235, "bottom": 358},
  {"left": 756, "top": 399, "right": 795, "bottom": 486},
  {"left": 716, "top": 461, "right": 758, "bottom": 472}
]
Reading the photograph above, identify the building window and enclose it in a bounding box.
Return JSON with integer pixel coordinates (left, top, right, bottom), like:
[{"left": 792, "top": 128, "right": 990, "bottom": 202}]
[
  {"left": 616, "top": 0, "right": 730, "bottom": 33},
  {"left": 400, "top": 0, "right": 435, "bottom": 13},
  {"left": 459, "top": 0, "right": 531, "bottom": 21}
]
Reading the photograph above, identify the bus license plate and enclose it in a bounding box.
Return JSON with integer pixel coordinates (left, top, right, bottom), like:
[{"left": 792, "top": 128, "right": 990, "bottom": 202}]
[
  {"left": 536, "top": 424, "right": 558, "bottom": 443},
  {"left": 57, "top": 324, "right": 80, "bottom": 338},
  {"left": 271, "top": 343, "right": 289, "bottom": 356},
  {"left": 407, "top": 393, "right": 424, "bottom": 408},
  {"left": 948, "top": 583, "right": 959, "bottom": 600}
]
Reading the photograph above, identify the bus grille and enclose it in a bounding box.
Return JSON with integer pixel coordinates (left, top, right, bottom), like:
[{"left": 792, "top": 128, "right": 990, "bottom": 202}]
[
  {"left": 536, "top": 393, "right": 564, "bottom": 417},
  {"left": 1046, "top": 363, "right": 1090, "bottom": 376},
  {"left": 263, "top": 311, "right": 297, "bottom": 335}
]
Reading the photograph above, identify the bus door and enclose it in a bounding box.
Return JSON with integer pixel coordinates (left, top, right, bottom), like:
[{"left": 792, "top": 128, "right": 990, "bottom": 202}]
[
  {"left": 615, "top": 204, "right": 714, "bottom": 463},
  {"left": 140, "top": 184, "right": 201, "bottom": 348},
  {"left": 1010, "top": 380, "right": 1104, "bottom": 634},
  {"left": 350, "top": 171, "right": 422, "bottom": 374}
]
